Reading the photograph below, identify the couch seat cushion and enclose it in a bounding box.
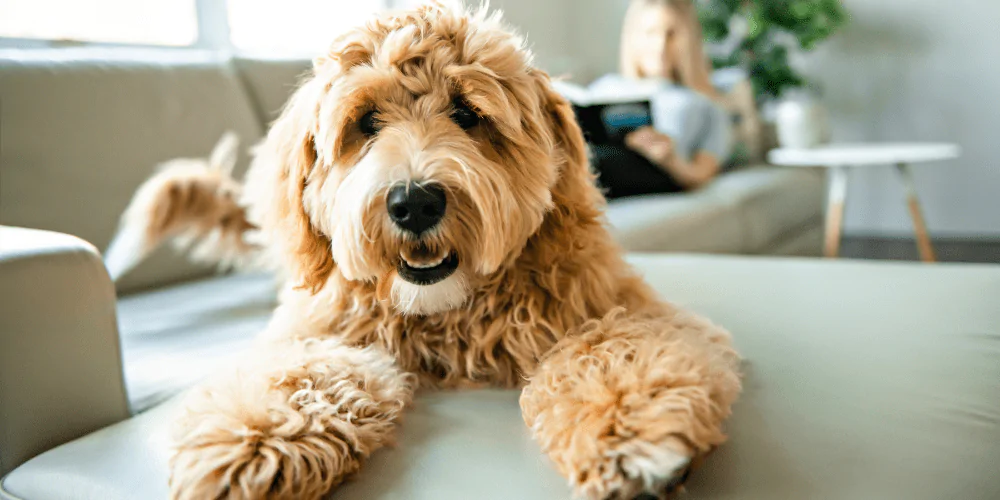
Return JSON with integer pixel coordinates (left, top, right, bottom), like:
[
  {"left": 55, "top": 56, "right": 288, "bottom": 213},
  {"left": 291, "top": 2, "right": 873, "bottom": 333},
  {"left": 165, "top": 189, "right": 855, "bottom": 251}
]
[
  {"left": 705, "top": 167, "right": 825, "bottom": 252},
  {"left": 606, "top": 166, "right": 825, "bottom": 254},
  {"left": 606, "top": 193, "right": 744, "bottom": 253},
  {"left": 3, "top": 255, "right": 999, "bottom": 500},
  {"left": 117, "top": 272, "right": 277, "bottom": 412}
]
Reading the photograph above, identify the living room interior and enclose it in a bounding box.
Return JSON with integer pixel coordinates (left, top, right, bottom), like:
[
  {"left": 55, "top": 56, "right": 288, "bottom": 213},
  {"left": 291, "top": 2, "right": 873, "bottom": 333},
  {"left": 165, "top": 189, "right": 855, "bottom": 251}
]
[{"left": 1, "top": 1, "right": 998, "bottom": 499}]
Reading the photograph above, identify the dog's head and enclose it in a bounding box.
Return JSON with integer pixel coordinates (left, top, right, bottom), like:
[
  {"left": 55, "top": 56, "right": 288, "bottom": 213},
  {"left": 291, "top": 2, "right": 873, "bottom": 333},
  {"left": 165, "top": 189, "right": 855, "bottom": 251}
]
[{"left": 248, "top": 3, "right": 597, "bottom": 315}]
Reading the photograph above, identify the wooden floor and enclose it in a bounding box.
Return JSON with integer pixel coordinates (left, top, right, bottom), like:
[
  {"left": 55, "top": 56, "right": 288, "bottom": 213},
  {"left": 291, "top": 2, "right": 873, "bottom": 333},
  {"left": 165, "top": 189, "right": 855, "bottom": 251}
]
[{"left": 839, "top": 237, "right": 1000, "bottom": 264}]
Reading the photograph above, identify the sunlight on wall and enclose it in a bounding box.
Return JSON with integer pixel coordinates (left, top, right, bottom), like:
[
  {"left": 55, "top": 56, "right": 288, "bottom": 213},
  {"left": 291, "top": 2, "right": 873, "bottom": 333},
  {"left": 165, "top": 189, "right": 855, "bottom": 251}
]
[
  {"left": 228, "top": 0, "right": 387, "bottom": 54},
  {"left": 0, "top": 0, "right": 198, "bottom": 45},
  {"left": 0, "top": 0, "right": 387, "bottom": 51}
]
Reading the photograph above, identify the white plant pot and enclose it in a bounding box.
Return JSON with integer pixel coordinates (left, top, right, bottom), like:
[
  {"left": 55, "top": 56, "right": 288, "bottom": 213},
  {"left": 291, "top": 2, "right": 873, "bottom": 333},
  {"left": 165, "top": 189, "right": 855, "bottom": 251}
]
[{"left": 775, "top": 97, "right": 830, "bottom": 149}]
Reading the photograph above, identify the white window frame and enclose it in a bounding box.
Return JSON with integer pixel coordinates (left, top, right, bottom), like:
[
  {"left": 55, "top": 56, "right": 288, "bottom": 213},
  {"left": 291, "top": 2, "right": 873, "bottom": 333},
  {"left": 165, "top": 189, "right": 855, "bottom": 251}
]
[{"left": 0, "top": 0, "right": 403, "bottom": 53}]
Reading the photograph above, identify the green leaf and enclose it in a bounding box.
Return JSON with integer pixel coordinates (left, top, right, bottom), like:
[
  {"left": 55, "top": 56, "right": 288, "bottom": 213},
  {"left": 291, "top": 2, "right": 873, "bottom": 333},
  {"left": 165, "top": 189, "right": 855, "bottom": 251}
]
[
  {"left": 746, "top": 6, "right": 770, "bottom": 41},
  {"left": 791, "top": 1, "right": 814, "bottom": 20},
  {"left": 695, "top": 0, "right": 847, "bottom": 104}
]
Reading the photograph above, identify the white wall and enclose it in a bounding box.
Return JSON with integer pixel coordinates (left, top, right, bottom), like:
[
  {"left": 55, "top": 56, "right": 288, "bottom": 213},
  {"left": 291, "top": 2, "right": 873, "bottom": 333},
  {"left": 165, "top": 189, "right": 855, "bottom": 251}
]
[
  {"left": 488, "top": 0, "right": 576, "bottom": 76},
  {"left": 798, "top": 0, "right": 1000, "bottom": 237},
  {"left": 498, "top": 0, "right": 1000, "bottom": 237},
  {"left": 565, "top": 0, "right": 630, "bottom": 82}
]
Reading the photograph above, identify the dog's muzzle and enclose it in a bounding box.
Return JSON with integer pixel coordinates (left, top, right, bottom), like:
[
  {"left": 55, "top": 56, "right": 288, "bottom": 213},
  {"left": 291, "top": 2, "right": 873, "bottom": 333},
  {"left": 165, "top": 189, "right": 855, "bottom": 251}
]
[{"left": 388, "top": 182, "right": 459, "bottom": 285}]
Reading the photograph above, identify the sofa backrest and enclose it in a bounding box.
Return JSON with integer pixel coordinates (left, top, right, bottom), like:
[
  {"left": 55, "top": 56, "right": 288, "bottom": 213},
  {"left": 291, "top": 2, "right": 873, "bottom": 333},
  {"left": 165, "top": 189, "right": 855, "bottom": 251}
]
[
  {"left": 0, "top": 49, "right": 288, "bottom": 293},
  {"left": 232, "top": 56, "right": 311, "bottom": 125}
]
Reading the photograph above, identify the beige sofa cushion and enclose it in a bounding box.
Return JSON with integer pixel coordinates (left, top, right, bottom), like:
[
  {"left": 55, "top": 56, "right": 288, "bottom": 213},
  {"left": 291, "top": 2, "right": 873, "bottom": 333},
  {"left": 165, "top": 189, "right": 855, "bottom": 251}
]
[
  {"left": 707, "top": 166, "right": 826, "bottom": 252},
  {"left": 117, "top": 273, "right": 277, "bottom": 412},
  {"left": 606, "top": 191, "right": 745, "bottom": 253},
  {"left": 232, "top": 57, "right": 311, "bottom": 123},
  {"left": 0, "top": 227, "right": 130, "bottom": 477},
  {"left": 0, "top": 49, "right": 263, "bottom": 293},
  {"left": 606, "top": 166, "right": 824, "bottom": 254},
  {"left": 3, "top": 255, "right": 998, "bottom": 500}
]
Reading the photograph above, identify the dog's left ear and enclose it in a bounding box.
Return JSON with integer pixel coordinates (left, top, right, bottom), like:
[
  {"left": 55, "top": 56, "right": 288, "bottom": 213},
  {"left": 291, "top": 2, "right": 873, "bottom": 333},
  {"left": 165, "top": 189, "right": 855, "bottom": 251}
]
[
  {"left": 529, "top": 70, "right": 605, "bottom": 214},
  {"left": 245, "top": 76, "right": 335, "bottom": 294},
  {"left": 530, "top": 71, "right": 589, "bottom": 173}
]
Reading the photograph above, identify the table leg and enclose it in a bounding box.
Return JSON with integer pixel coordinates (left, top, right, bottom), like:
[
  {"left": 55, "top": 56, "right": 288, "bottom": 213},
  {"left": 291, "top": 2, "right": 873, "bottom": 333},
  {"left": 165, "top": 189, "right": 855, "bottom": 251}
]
[
  {"left": 895, "top": 163, "right": 937, "bottom": 262},
  {"left": 824, "top": 166, "right": 849, "bottom": 258}
]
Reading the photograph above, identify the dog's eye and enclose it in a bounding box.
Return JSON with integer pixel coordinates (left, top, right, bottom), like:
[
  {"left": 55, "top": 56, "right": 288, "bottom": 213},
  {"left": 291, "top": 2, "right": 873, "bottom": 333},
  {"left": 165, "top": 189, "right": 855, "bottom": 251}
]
[
  {"left": 358, "top": 110, "right": 382, "bottom": 137},
  {"left": 450, "top": 101, "right": 480, "bottom": 130}
]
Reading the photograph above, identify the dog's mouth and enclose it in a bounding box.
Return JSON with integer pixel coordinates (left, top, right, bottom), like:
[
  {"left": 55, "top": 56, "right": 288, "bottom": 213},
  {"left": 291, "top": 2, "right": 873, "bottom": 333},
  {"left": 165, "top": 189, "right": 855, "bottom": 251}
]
[{"left": 397, "top": 245, "right": 459, "bottom": 285}]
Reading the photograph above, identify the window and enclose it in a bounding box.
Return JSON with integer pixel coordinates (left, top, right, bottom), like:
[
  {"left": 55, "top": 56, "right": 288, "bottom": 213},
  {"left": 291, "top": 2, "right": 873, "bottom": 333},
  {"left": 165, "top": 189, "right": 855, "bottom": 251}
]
[
  {"left": 0, "top": 0, "right": 391, "bottom": 52},
  {"left": 227, "top": 0, "right": 388, "bottom": 54},
  {"left": 0, "top": 0, "right": 199, "bottom": 46}
]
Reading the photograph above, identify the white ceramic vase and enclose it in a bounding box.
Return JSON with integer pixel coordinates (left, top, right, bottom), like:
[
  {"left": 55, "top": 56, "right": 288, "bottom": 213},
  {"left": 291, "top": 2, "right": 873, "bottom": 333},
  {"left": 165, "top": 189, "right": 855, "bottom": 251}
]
[{"left": 775, "top": 95, "right": 830, "bottom": 149}]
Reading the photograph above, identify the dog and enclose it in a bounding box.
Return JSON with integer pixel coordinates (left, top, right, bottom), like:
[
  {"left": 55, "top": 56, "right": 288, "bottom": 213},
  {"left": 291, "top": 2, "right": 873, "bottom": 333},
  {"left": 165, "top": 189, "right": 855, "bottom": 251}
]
[{"left": 108, "top": 3, "right": 741, "bottom": 499}]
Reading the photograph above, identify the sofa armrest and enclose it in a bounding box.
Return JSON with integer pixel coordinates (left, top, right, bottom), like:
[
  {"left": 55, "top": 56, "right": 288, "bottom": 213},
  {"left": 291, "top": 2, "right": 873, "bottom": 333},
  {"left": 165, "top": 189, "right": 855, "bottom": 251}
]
[{"left": 0, "top": 226, "right": 130, "bottom": 476}]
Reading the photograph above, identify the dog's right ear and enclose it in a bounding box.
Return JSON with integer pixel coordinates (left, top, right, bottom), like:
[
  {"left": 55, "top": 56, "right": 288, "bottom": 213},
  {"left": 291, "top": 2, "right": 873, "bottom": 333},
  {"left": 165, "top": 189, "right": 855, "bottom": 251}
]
[{"left": 246, "top": 77, "right": 334, "bottom": 293}]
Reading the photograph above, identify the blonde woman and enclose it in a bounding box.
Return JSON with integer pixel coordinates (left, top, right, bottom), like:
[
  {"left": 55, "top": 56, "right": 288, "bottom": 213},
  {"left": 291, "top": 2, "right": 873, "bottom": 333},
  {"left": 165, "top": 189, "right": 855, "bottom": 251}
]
[{"left": 589, "top": 0, "right": 747, "bottom": 198}]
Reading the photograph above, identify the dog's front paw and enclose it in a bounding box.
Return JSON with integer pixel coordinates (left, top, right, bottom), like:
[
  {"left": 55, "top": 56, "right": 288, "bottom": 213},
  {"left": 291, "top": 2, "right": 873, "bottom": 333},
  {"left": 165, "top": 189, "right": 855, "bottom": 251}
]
[
  {"left": 568, "top": 435, "right": 694, "bottom": 500},
  {"left": 169, "top": 423, "right": 354, "bottom": 500},
  {"left": 167, "top": 340, "right": 413, "bottom": 500}
]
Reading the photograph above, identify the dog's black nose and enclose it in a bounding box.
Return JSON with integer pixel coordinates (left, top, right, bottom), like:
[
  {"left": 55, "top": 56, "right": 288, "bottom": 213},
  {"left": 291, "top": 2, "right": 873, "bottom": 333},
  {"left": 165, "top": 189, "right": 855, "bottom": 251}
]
[{"left": 386, "top": 183, "right": 447, "bottom": 235}]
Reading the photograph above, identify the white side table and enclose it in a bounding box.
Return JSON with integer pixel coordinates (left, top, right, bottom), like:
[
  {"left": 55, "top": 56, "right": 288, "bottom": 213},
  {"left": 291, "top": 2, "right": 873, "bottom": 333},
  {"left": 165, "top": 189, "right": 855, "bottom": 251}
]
[{"left": 768, "top": 143, "right": 961, "bottom": 262}]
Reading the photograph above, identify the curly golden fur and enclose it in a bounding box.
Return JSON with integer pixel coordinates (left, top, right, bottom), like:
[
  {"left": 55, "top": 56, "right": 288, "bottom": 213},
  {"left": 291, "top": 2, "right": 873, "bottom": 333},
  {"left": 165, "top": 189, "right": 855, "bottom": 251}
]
[{"left": 111, "top": 3, "right": 742, "bottom": 499}]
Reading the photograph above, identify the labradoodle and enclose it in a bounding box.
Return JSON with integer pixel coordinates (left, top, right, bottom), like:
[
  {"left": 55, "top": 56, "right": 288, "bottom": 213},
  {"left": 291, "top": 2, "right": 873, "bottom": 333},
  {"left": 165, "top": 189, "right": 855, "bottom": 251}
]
[{"left": 108, "top": 4, "right": 741, "bottom": 499}]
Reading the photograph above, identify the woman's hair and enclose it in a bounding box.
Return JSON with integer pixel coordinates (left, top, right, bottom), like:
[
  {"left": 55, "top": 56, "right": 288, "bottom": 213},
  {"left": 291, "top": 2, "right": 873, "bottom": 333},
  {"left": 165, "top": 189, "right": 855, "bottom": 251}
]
[{"left": 619, "top": 0, "right": 719, "bottom": 99}]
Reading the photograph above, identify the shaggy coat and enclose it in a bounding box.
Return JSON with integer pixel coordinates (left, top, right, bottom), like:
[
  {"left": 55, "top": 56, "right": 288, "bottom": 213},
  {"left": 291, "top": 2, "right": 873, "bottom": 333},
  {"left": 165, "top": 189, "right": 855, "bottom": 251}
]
[{"left": 110, "top": 4, "right": 741, "bottom": 500}]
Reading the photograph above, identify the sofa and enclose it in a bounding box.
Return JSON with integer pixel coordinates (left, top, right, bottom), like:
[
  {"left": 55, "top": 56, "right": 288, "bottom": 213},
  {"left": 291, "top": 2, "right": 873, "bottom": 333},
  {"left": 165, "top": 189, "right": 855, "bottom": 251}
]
[
  {"left": 0, "top": 48, "right": 849, "bottom": 497},
  {"left": 2, "top": 226, "right": 998, "bottom": 499}
]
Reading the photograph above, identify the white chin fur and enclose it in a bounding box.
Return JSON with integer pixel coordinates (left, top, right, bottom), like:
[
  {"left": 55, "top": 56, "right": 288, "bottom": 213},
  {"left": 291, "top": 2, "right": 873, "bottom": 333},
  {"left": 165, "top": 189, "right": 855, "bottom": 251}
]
[{"left": 391, "top": 270, "right": 469, "bottom": 315}]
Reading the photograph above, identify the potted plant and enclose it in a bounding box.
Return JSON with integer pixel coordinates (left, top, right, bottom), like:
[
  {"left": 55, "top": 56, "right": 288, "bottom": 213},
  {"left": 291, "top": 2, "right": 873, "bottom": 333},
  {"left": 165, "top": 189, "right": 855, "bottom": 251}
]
[
  {"left": 697, "top": 0, "right": 846, "bottom": 149},
  {"left": 697, "top": 0, "right": 848, "bottom": 104}
]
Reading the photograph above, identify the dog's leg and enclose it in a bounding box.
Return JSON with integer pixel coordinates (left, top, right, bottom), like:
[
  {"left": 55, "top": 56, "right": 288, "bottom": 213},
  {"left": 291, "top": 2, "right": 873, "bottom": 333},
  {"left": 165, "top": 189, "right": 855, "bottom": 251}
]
[
  {"left": 169, "top": 337, "right": 414, "bottom": 500},
  {"left": 520, "top": 308, "right": 741, "bottom": 500}
]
